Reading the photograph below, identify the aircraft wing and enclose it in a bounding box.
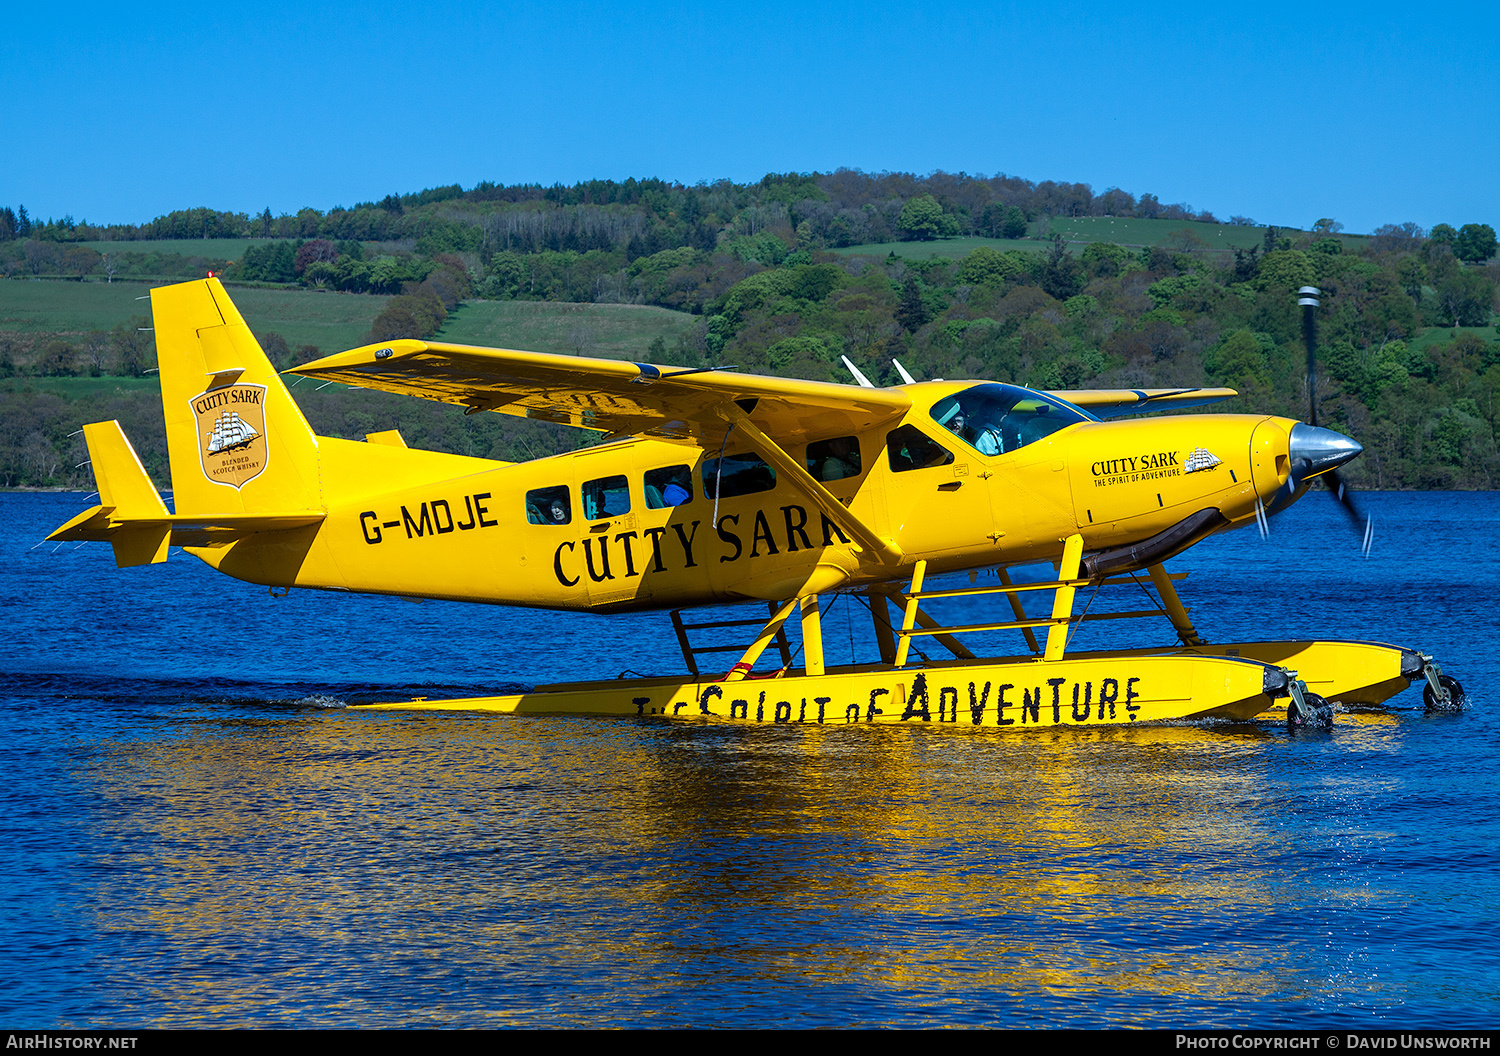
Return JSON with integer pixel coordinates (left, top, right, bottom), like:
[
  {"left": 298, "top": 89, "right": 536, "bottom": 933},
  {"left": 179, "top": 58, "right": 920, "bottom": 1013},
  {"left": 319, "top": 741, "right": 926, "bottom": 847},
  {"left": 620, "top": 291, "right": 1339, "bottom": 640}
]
[
  {"left": 1047, "top": 387, "right": 1238, "bottom": 418},
  {"left": 288, "top": 340, "right": 912, "bottom": 444}
]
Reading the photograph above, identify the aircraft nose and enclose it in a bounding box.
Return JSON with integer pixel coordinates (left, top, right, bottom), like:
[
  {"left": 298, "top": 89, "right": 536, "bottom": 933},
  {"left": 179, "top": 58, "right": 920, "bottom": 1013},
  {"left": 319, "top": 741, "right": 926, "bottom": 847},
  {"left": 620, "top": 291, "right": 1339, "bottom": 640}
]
[{"left": 1288, "top": 422, "right": 1363, "bottom": 479}]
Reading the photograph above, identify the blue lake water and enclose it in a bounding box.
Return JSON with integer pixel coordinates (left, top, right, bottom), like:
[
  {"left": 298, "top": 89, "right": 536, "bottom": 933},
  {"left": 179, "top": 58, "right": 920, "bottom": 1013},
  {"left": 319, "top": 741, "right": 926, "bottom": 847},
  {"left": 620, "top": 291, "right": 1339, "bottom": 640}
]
[{"left": 3, "top": 489, "right": 1498, "bottom": 1028}]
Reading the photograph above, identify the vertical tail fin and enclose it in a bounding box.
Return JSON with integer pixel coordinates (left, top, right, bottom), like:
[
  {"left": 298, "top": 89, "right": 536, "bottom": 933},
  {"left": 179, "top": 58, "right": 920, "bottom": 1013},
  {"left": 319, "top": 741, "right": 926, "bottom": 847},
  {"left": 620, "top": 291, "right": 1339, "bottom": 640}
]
[{"left": 151, "top": 278, "right": 322, "bottom": 514}]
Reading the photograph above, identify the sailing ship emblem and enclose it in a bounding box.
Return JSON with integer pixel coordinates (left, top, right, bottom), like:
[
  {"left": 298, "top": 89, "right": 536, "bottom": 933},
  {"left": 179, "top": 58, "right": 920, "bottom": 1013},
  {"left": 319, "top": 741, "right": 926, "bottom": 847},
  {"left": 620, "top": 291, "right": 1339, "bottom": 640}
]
[
  {"left": 190, "top": 383, "right": 269, "bottom": 489},
  {"left": 1183, "top": 447, "right": 1222, "bottom": 474}
]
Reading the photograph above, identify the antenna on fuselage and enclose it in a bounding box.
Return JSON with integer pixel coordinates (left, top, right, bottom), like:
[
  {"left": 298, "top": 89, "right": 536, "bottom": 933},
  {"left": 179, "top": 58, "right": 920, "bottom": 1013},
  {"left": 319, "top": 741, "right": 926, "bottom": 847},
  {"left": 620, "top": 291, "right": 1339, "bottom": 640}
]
[
  {"left": 891, "top": 359, "right": 917, "bottom": 385},
  {"left": 840, "top": 355, "right": 875, "bottom": 388}
]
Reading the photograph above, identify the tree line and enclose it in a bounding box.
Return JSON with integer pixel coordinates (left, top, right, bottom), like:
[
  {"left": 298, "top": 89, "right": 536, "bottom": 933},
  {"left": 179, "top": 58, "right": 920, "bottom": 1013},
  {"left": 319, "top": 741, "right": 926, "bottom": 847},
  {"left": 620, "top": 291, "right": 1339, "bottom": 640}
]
[{"left": 2, "top": 169, "right": 1496, "bottom": 491}]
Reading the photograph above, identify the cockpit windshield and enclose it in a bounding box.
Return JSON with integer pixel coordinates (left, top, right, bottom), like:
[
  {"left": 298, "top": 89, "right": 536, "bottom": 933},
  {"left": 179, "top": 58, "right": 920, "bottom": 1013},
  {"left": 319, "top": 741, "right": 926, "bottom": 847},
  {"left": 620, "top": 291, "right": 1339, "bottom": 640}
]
[{"left": 929, "top": 383, "right": 1097, "bottom": 457}]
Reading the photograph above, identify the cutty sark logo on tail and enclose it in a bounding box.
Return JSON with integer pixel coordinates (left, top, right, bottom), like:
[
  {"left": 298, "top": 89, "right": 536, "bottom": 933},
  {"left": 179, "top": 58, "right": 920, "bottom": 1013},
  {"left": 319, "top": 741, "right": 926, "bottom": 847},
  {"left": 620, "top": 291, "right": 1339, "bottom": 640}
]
[{"left": 192, "top": 383, "right": 269, "bottom": 489}]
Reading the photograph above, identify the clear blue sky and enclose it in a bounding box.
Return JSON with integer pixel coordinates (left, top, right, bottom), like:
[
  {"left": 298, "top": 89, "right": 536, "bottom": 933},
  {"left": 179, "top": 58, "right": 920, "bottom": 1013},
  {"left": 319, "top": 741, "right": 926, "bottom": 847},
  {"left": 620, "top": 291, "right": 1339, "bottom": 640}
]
[{"left": 4, "top": 0, "right": 1495, "bottom": 234}]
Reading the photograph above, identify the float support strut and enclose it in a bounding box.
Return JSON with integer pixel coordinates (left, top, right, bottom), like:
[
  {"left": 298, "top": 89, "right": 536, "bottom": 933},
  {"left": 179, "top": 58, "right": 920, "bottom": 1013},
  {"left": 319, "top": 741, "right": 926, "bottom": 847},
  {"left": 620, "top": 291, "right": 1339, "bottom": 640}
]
[
  {"left": 894, "top": 560, "right": 927, "bottom": 669},
  {"left": 998, "top": 567, "right": 1042, "bottom": 655},
  {"left": 871, "top": 593, "right": 897, "bottom": 664},
  {"left": 1148, "top": 562, "right": 1203, "bottom": 646},
  {"left": 725, "top": 598, "right": 800, "bottom": 681},
  {"left": 799, "top": 594, "right": 824, "bottom": 677},
  {"left": 1044, "top": 534, "right": 1084, "bottom": 661}
]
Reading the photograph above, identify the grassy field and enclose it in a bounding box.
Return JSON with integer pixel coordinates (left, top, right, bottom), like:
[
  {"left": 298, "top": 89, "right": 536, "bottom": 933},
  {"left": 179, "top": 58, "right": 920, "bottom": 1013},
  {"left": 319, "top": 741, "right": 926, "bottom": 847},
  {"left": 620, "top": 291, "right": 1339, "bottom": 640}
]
[
  {"left": 835, "top": 217, "right": 1372, "bottom": 260},
  {"left": 436, "top": 299, "right": 700, "bottom": 359},
  {"left": 0, "top": 279, "right": 392, "bottom": 353},
  {"left": 0, "top": 279, "right": 700, "bottom": 362},
  {"left": 74, "top": 238, "right": 276, "bottom": 259},
  {"left": 831, "top": 236, "right": 1045, "bottom": 260},
  {"left": 0, "top": 280, "right": 164, "bottom": 332},
  {"left": 0, "top": 375, "right": 160, "bottom": 397},
  {"left": 1409, "top": 324, "right": 1497, "bottom": 353},
  {"left": 229, "top": 288, "right": 392, "bottom": 352}
]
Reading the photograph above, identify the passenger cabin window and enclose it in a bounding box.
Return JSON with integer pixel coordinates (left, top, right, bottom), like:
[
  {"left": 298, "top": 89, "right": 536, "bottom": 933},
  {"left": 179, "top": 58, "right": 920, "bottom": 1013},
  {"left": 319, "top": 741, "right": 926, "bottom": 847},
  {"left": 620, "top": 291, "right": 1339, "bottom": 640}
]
[
  {"left": 702, "top": 454, "right": 777, "bottom": 499},
  {"left": 929, "top": 382, "right": 1096, "bottom": 457},
  {"left": 582, "top": 475, "right": 630, "bottom": 520},
  {"left": 806, "top": 436, "right": 861, "bottom": 482},
  {"left": 644, "top": 465, "right": 693, "bottom": 509},
  {"left": 527, "top": 485, "right": 572, "bottom": 525},
  {"left": 886, "top": 426, "right": 954, "bottom": 472}
]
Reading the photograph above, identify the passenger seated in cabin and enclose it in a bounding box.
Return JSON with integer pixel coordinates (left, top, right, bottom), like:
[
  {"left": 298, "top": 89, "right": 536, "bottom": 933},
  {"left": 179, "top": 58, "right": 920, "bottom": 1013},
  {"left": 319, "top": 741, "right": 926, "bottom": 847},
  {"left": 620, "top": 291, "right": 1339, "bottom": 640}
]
[
  {"left": 645, "top": 466, "right": 693, "bottom": 508},
  {"left": 527, "top": 485, "right": 572, "bottom": 525},
  {"left": 807, "top": 436, "right": 861, "bottom": 481},
  {"left": 583, "top": 475, "right": 631, "bottom": 520}
]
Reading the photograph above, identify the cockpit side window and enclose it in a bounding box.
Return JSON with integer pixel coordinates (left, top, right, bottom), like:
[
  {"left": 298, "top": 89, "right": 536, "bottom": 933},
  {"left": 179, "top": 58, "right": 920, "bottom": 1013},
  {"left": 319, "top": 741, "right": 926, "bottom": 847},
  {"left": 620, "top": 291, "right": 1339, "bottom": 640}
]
[
  {"left": 886, "top": 425, "right": 954, "bottom": 472},
  {"left": 702, "top": 454, "right": 777, "bottom": 499},
  {"left": 930, "top": 383, "right": 1095, "bottom": 457}
]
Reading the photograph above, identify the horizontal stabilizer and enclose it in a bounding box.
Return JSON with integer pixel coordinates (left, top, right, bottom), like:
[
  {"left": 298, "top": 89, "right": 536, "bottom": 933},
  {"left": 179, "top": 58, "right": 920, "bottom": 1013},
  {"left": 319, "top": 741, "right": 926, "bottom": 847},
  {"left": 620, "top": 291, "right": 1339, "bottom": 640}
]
[
  {"left": 48, "top": 508, "right": 326, "bottom": 559},
  {"left": 49, "top": 420, "right": 324, "bottom": 566}
]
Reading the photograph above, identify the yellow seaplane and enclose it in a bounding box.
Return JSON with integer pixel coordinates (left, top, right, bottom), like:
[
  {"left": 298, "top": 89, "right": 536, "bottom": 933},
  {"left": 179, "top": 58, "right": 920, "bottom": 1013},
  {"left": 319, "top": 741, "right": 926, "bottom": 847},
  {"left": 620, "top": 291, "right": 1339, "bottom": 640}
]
[{"left": 49, "top": 278, "right": 1463, "bottom": 729}]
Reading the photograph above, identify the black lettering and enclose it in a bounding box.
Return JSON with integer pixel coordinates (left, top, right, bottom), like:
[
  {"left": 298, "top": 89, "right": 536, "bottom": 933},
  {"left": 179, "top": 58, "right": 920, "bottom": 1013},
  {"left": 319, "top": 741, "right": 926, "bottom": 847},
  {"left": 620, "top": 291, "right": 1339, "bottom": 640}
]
[
  {"left": 756, "top": 691, "right": 766, "bottom": 723},
  {"left": 634, "top": 696, "right": 649, "bottom": 716},
  {"left": 474, "top": 492, "right": 498, "bottom": 528},
  {"left": 553, "top": 541, "right": 580, "bottom": 587},
  {"left": 902, "top": 673, "right": 931, "bottom": 721},
  {"left": 730, "top": 697, "right": 749, "bottom": 719},
  {"left": 816, "top": 696, "right": 830, "bottom": 724},
  {"left": 820, "top": 514, "right": 851, "bottom": 547},
  {"left": 1100, "top": 678, "right": 1119, "bottom": 719},
  {"left": 614, "top": 531, "right": 640, "bottom": 576},
  {"left": 456, "top": 495, "right": 477, "bottom": 531},
  {"left": 775, "top": 699, "right": 793, "bottom": 723},
  {"left": 845, "top": 702, "right": 860, "bottom": 723},
  {"left": 643, "top": 526, "right": 668, "bottom": 572},
  {"left": 1072, "top": 681, "right": 1092, "bottom": 722},
  {"left": 939, "top": 685, "right": 959, "bottom": 723},
  {"left": 968, "top": 681, "right": 991, "bottom": 725},
  {"left": 868, "top": 687, "right": 888, "bottom": 722},
  {"left": 673, "top": 520, "right": 701, "bottom": 568},
  {"left": 716, "top": 515, "right": 742, "bottom": 563},
  {"left": 750, "top": 509, "right": 779, "bottom": 557},
  {"left": 402, "top": 503, "right": 432, "bottom": 539},
  {"left": 360, "top": 511, "right": 382, "bottom": 545},
  {"left": 1021, "top": 686, "right": 1041, "bottom": 724},
  {"left": 431, "top": 499, "right": 455, "bottom": 534},
  {"left": 583, "top": 537, "right": 614, "bottom": 582},
  {"left": 996, "top": 683, "right": 1015, "bottom": 726},
  {"left": 699, "top": 685, "right": 722, "bottom": 715},
  {"left": 781, "top": 505, "right": 811, "bottom": 552},
  {"left": 1048, "top": 677, "right": 1066, "bottom": 723},
  {"left": 1126, "top": 676, "right": 1142, "bottom": 720}
]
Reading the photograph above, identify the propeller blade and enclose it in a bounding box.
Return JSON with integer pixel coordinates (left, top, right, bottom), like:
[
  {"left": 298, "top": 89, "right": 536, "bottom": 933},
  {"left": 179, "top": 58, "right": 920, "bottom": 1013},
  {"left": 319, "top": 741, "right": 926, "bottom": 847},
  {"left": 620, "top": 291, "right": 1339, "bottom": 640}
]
[
  {"left": 1325, "top": 468, "right": 1373, "bottom": 557},
  {"left": 1299, "top": 286, "right": 1371, "bottom": 555},
  {"left": 1299, "top": 286, "right": 1321, "bottom": 428}
]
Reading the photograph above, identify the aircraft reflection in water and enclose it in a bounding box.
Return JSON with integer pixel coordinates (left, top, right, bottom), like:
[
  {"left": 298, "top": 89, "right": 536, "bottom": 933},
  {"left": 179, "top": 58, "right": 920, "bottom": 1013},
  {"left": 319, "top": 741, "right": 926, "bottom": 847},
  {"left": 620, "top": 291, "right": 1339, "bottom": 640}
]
[
  {"left": 74, "top": 705, "right": 1365, "bottom": 1020},
  {"left": 49, "top": 279, "right": 1462, "bottom": 728}
]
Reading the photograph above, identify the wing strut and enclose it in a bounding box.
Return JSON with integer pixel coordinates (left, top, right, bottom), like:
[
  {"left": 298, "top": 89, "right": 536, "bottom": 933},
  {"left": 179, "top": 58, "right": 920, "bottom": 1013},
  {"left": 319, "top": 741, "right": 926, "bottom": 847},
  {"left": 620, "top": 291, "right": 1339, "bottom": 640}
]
[{"left": 714, "top": 404, "right": 903, "bottom": 567}]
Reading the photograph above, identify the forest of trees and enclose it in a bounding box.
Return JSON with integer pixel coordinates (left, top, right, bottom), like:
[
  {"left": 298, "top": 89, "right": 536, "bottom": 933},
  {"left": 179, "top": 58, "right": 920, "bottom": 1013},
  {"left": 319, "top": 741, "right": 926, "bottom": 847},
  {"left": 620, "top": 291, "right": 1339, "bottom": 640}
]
[{"left": 1, "top": 169, "right": 1497, "bottom": 490}]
